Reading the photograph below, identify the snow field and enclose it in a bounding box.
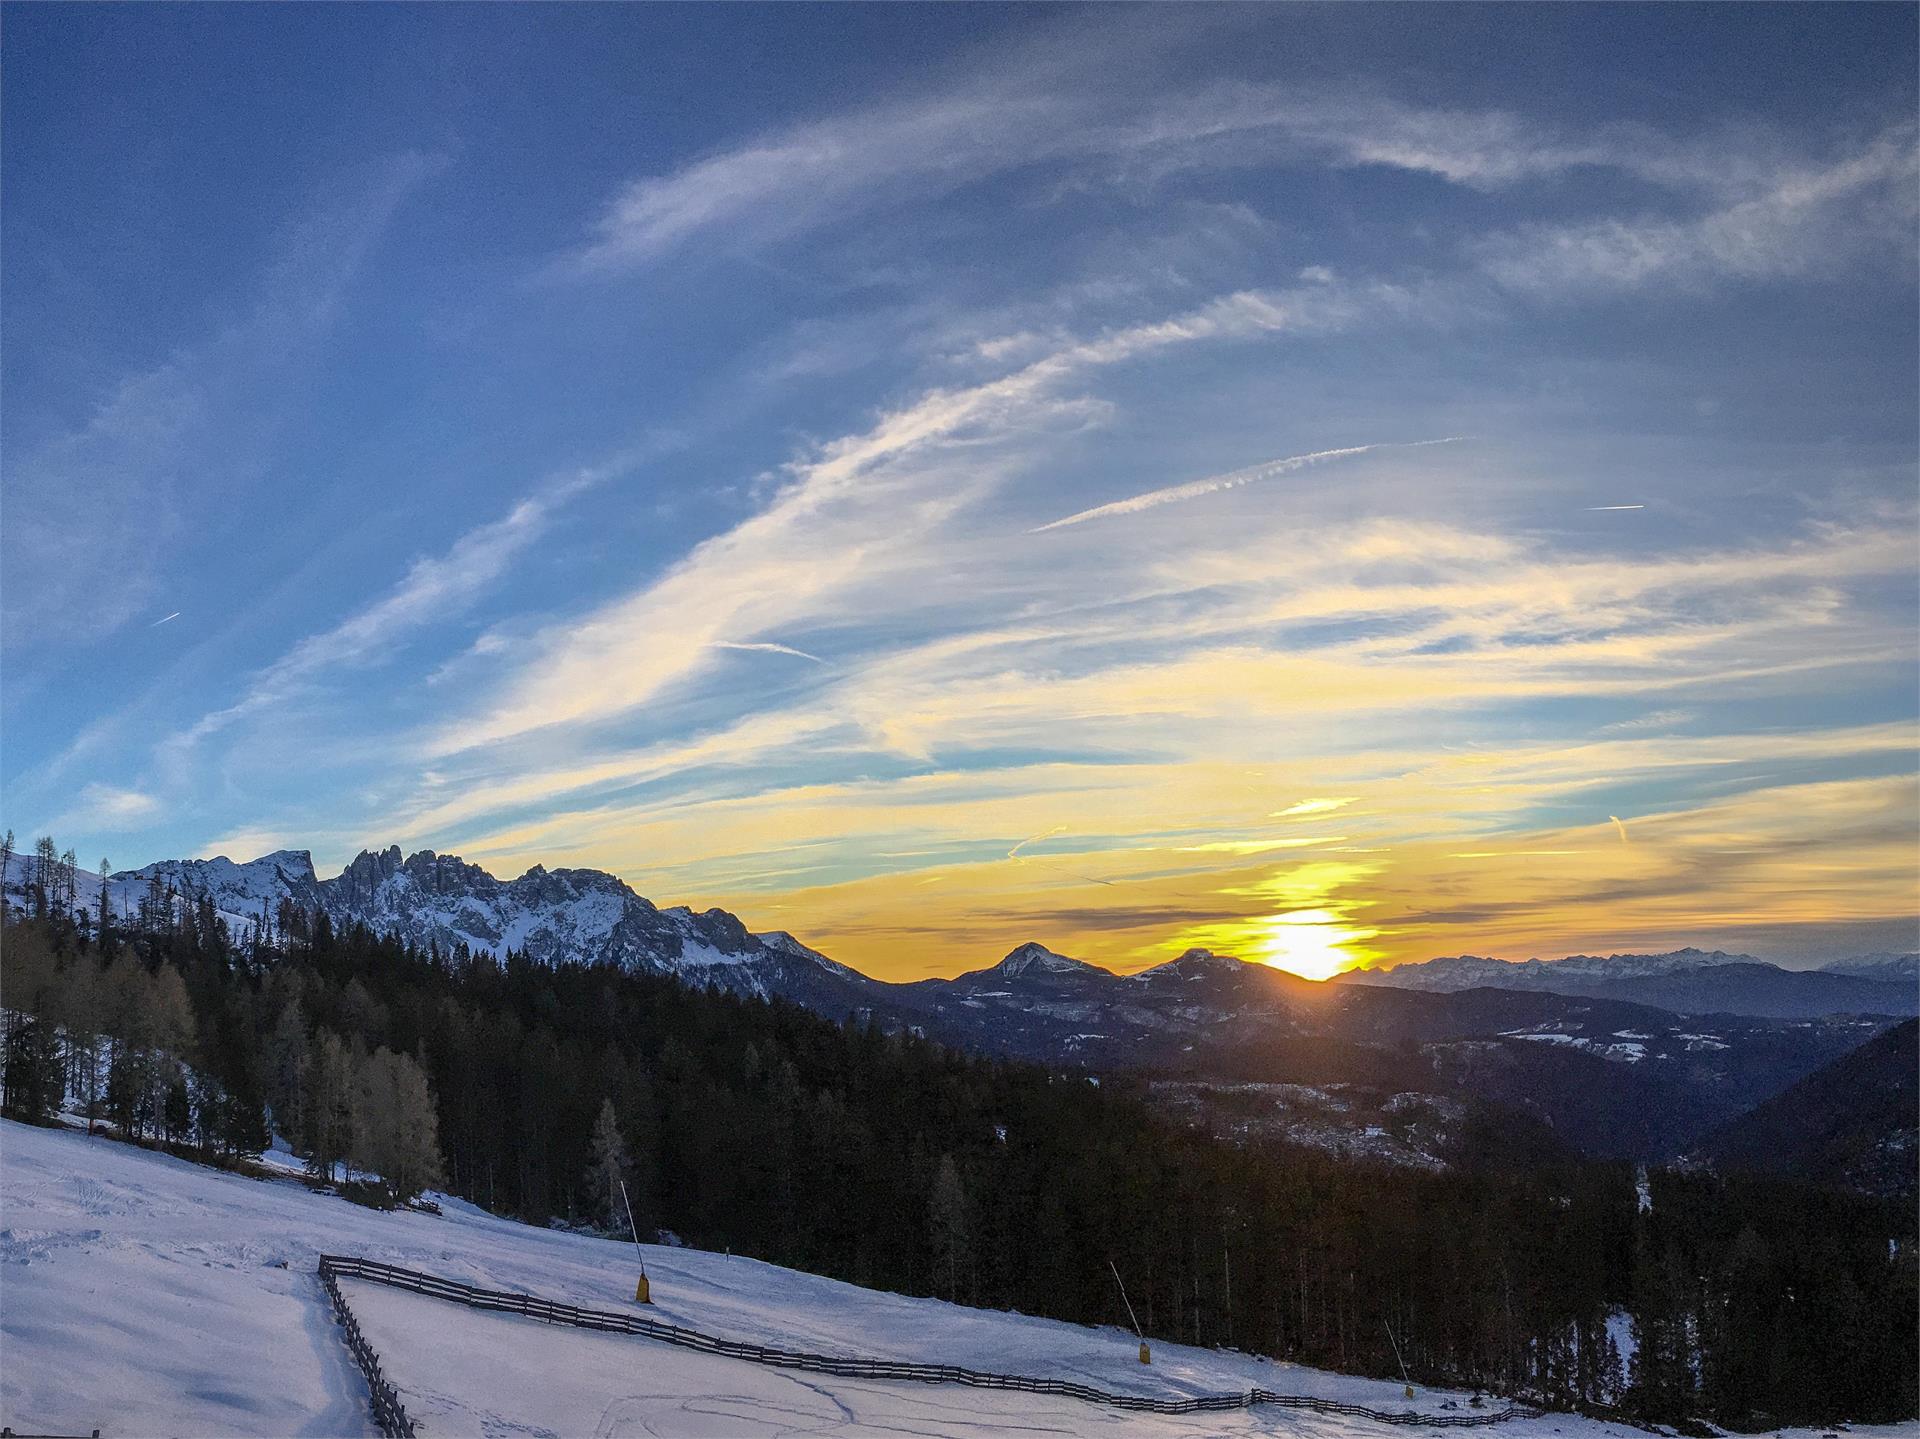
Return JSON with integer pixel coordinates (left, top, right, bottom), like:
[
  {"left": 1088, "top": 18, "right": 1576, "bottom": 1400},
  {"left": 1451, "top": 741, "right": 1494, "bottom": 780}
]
[{"left": 4, "top": 1119, "right": 1915, "bottom": 1439}]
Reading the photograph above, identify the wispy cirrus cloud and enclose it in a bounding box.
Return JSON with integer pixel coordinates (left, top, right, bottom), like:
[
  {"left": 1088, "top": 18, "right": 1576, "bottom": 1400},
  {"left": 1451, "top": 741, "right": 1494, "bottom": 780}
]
[
  {"left": 357, "top": 493, "right": 1915, "bottom": 968},
  {"left": 1477, "top": 124, "right": 1917, "bottom": 296},
  {"left": 429, "top": 284, "right": 1371, "bottom": 756},
  {"left": 178, "top": 452, "right": 637, "bottom": 747},
  {"left": 562, "top": 35, "right": 1865, "bottom": 276},
  {"left": 1, "top": 153, "right": 436, "bottom": 651}
]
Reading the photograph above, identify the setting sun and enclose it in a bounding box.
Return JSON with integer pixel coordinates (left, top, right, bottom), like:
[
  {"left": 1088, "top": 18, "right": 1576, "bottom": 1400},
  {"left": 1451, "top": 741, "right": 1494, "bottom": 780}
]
[{"left": 1248, "top": 908, "right": 1378, "bottom": 981}]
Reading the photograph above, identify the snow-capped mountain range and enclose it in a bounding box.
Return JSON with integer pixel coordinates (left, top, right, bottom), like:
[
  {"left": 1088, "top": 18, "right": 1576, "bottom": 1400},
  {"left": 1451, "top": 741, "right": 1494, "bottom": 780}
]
[
  {"left": 1337, "top": 947, "right": 1762, "bottom": 991},
  {"left": 1335, "top": 945, "right": 1917, "bottom": 1020},
  {"left": 7, "top": 842, "right": 1909, "bottom": 1165},
  {"left": 3, "top": 846, "right": 867, "bottom": 1008}
]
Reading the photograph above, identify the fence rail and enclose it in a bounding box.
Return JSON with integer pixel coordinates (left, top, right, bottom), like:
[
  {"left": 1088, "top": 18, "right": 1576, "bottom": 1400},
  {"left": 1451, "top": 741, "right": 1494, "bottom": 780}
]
[
  {"left": 317, "top": 1255, "right": 1538, "bottom": 1428},
  {"left": 317, "top": 1257, "right": 416, "bottom": 1438}
]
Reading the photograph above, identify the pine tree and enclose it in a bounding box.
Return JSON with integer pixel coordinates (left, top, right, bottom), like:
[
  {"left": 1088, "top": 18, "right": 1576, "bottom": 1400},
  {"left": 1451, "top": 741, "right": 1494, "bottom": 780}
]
[
  {"left": 61, "top": 955, "right": 105, "bottom": 1134},
  {"left": 587, "top": 1097, "right": 632, "bottom": 1233},
  {"left": 1628, "top": 1228, "right": 1698, "bottom": 1420},
  {"left": 4, "top": 1017, "right": 65, "bottom": 1123},
  {"left": 60, "top": 848, "right": 78, "bottom": 920},
  {"left": 164, "top": 1076, "right": 192, "bottom": 1145},
  {"left": 264, "top": 998, "right": 310, "bottom": 1147},
  {"left": 32, "top": 836, "right": 56, "bottom": 918},
  {"left": 96, "top": 858, "right": 113, "bottom": 953},
  {"left": 928, "top": 1152, "right": 970, "bottom": 1303}
]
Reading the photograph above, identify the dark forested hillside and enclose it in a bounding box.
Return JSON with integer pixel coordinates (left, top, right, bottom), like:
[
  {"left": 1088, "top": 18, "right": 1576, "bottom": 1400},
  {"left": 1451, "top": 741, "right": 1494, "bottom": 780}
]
[
  {"left": 1701, "top": 1019, "right": 1919, "bottom": 1198},
  {"left": 2, "top": 888, "right": 1913, "bottom": 1429}
]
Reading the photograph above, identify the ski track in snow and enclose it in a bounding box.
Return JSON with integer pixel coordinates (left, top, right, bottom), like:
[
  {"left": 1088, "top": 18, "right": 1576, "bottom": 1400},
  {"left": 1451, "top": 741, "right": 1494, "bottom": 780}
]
[{"left": 5, "top": 1119, "right": 1916, "bottom": 1439}]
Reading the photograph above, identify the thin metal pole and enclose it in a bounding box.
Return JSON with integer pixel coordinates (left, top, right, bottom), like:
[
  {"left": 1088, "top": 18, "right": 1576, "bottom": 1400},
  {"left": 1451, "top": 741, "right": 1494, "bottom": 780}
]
[
  {"left": 618, "top": 1178, "right": 647, "bottom": 1279},
  {"left": 1108, "top": 1258, "right": 1142, "bottom": 1337},
  {"left": 1384, "top": 1318, "right": 1411, "bottom": 1386}
]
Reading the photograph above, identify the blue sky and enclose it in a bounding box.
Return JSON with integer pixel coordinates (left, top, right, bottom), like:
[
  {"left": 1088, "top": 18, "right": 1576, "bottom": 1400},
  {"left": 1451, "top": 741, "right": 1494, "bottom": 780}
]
[{"left": 4, "top": 4, "right": 1915, "bottom": 978}]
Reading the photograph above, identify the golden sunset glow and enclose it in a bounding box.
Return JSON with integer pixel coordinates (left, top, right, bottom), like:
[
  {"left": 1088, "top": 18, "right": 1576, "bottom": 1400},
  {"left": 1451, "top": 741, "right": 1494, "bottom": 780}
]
[
  {"left": 1245, "top": 910, "right": 1380, "bottom": 980},
  {"left": 380, "top": 504, "right": 1919, "bottom": 988},
  {"left": 432, "top": 718, "right": 1920, "bottom": 984}
]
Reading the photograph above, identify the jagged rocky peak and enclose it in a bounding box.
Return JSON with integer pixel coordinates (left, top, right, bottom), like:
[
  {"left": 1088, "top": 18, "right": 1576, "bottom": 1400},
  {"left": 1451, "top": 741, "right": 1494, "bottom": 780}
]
[
  {"left": 336, "top": 845, "right": 405, "bottom": 898},
  {"left": 499, "top": 860, "right": 572, "bottom": 902},
  {"left": 399, "top": 849, "right": 499, "bottom": 896},
  {"left": 693, "top": 907, "right": 756, "bottom": 953}
]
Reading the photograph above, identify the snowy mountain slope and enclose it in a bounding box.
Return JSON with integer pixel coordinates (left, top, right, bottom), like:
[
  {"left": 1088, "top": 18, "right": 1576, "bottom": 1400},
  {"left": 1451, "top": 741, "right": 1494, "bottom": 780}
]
[
  {"left": 1341, "top": 948, "right": 1763, "bottom": 991},
  {"left": 10, "top": 1119, "right": 1908, "bottom": 1439},
  {"left": 2, "top": 845, "right": 884, "bottom": 1011},
  {"left": 121, "top": 849, "right": 325, "bottom": 921},
  {"left": 0, "top": 1121, "right": 1620, "bottom": 1437},
  {"left": 340, "top": 1276, "right": 1445, "bottom": 1439},
  {"left": 2, "top": 849, "right": 313, "bottom": 945},
  {"left": 1824, "top": 952, "right": 1920, "bottom": 984}
]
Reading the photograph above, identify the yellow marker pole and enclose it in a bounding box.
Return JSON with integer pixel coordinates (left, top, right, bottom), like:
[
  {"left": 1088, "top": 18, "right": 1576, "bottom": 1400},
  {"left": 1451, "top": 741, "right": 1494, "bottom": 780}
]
[{"left": 620, "top": 1179, "right": 651, "bottom": 1304}]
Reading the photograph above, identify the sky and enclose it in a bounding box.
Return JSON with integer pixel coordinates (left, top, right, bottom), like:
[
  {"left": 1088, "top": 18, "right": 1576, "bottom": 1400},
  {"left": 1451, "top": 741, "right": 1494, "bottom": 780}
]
[{"left": 3, "top": 4, "right": 1916, "bottom": 981}]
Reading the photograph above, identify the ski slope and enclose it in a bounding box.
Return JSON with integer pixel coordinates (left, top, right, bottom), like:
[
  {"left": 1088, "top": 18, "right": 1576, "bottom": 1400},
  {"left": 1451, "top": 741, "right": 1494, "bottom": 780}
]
[{"left": 3, "top": 1118, "right": 1913, "bottom": 1439}]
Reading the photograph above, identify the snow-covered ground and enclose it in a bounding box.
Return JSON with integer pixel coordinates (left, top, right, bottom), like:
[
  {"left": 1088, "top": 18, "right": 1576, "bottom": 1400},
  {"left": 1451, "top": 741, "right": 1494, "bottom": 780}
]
[{"left": 3, "top": 1119, "right": 1914, "bottom": 1439}]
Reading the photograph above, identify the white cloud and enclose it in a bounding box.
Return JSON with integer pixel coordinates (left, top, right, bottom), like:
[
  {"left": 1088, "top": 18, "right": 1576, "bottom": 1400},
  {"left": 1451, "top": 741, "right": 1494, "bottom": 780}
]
[
  {"left": 47, "top": 783, "right": 160, "bottom": 835},
  {"left": 712, "top": 640, "right": 826, "bottom": 663}
]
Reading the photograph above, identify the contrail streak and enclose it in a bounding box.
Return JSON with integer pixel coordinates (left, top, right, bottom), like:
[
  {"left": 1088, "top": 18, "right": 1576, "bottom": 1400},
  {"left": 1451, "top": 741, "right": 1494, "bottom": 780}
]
[
  {"left": 1586, "top": 504, "right": 1645, "bottom": 511},
  {"left": 1610, "top": 815, "right": 1630, "bottom": 844},
  {"left": 711, "top": 640, "right": 824, "bottom": 663},
  {"left": 149, "top": 612, "right": 181, "bottom": 627},
  {"left": 1008, "top": 826, "right": 1067, "bottom": 860},
  {"left": 1029, "top": 437, "right": 1465, "bottom": 533}
]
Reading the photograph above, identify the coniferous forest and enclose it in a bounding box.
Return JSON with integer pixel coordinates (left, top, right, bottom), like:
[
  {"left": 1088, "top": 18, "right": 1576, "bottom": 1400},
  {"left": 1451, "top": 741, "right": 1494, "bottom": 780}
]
[{"left": 2, "top": 880, "right": 1913, "bottom": 1431}]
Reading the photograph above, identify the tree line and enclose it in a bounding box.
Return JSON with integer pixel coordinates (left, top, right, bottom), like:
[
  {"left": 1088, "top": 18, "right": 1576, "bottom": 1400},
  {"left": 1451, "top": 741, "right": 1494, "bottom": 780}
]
[{"left": 0, "top": 846, "right": 1912, "bottom": 1429}]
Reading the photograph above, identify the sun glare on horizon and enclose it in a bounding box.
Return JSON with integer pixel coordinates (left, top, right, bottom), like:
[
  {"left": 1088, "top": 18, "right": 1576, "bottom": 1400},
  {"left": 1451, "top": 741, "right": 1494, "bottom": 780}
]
[{"left": 1247, "top": 907, "right": 1379, "bottom": 981}]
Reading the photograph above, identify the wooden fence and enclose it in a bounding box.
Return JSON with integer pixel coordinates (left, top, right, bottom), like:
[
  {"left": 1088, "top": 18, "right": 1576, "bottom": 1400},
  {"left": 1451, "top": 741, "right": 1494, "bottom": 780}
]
[
  {"left": 317, "top": 1257, "right": 416, "bottom": 1438},
  {"left": 318, "top": 1254, "right": 1540, "bottom": 1428}
]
